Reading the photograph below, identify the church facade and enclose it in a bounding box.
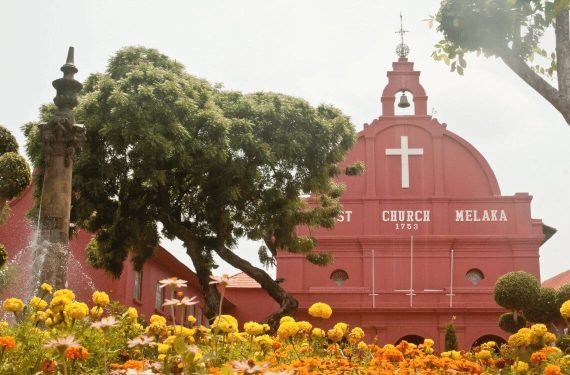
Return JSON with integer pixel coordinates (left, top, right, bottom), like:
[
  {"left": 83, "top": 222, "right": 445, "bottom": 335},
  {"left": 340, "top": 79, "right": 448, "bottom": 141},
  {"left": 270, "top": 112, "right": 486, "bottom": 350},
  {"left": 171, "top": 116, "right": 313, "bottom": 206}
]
[{"left": 275, "top": 55, "right": 548, "bottom": 350}]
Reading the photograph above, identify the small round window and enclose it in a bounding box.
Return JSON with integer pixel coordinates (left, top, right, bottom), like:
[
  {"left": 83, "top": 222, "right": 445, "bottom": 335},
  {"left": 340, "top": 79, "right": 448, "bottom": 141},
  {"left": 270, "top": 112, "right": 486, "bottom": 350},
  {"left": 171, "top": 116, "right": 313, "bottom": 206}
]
[
  {"left": 330, "top": 269, "right": 349, "bottom": 286},
  {"left": 466, "top": 269, "right": 484, "bottom": 286}
]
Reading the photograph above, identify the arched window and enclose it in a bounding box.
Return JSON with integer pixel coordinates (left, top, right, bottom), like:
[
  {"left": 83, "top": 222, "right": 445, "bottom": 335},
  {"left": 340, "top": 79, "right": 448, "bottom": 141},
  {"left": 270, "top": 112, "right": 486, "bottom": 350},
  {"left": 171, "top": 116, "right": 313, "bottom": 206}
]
[
  {"left": 471, "top": 334, "right": 506, "bottom": 350},
  {"left": 466, "top": 269, "right": 484, "bottom": 286},
  {"left": 395, "top": 335, "right": 425, "bottom": 346},
  {"left": 330, "top": 269, "right": 349, "bottom": 286}
]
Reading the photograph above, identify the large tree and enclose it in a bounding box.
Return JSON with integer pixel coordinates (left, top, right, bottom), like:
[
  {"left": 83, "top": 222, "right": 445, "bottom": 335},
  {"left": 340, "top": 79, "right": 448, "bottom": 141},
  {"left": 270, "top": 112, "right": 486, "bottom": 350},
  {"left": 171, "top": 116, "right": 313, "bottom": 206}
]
[
  {"left": 431, "top": 0, "right": 570, "bottom": 126},
  {"left": 25, "top": 47, "right": 357, "bottom": 326}
]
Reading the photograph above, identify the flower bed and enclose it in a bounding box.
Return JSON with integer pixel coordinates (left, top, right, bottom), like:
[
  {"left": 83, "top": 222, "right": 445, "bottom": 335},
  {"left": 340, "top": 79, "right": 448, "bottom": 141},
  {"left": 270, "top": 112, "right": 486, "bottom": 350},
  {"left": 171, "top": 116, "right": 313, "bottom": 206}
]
[{"left": 0, "top": 279, "right": 569, "bottom": 374}]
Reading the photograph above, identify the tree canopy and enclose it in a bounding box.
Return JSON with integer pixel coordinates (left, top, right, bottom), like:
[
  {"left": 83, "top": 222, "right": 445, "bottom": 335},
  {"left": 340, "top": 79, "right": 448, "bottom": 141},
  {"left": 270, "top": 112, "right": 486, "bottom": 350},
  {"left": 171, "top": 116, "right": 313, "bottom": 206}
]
[
  {"left": 25, "top": 46, "right": 358, "bottom": 325},
  {"left": 431, "top": 0, "right": 570, "bottom": 126}
]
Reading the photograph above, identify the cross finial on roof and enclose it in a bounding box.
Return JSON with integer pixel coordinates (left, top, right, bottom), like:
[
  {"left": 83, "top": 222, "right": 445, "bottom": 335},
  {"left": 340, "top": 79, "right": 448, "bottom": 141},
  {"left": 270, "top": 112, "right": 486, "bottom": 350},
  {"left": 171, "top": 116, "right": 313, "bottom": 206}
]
[{"left": 395, "top": 12, "right": 410, "bottom": 58}]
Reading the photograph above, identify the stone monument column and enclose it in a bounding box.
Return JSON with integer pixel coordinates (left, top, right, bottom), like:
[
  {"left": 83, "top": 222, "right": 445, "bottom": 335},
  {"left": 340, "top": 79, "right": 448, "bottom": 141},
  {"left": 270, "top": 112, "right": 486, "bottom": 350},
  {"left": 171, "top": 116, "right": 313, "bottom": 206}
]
[{"left": 36, "top": 47, "right": 85, "bottom": 290}]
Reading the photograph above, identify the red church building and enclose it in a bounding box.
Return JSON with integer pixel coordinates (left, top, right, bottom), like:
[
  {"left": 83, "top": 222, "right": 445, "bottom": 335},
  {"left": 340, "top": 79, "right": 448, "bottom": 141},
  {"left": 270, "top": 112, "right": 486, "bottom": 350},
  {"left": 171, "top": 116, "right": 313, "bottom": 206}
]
[
  {"left": 272, "top": 53, "right": 551, "bottom": 350},
  {"left": 0, "top": 52, "right": 554, "bottom": 351}
]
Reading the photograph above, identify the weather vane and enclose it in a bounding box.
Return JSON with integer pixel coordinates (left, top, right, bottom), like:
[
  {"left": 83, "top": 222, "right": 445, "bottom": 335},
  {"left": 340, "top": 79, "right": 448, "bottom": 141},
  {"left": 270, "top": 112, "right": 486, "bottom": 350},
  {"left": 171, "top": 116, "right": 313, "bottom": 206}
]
[{"left": 395, "top": 12, "right": 410, "bottom": 58}]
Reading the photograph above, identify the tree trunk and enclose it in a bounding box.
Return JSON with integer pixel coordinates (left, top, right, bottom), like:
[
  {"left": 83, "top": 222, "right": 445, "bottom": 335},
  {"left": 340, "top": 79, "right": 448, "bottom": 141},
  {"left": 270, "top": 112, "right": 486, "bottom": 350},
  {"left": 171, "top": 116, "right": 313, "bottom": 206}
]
[
  {"left": 555, "top": 10, "right": 570, "bottom": 102},
  {"left": 159, "top": 214, "right": 221, "bottom": 319},
  {"left": 215, "top": 245, "right": 298, "bottom": 332}
]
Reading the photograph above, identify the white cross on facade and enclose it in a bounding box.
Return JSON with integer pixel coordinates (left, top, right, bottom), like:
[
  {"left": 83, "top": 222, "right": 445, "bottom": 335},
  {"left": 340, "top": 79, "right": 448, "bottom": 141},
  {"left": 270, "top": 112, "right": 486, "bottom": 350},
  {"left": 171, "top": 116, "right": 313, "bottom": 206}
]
[{"left": 385, "top": 135, "right": 424, "bottom": 188}]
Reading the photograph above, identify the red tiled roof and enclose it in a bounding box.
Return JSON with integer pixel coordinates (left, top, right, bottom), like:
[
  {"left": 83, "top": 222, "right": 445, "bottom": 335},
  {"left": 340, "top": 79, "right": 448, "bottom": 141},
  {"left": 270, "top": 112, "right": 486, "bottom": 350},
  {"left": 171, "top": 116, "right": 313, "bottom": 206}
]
[
  {"left": 542, "top": 270, "right": 570, "bottom": 289},
  {"left": 226, "top": 272, "right": 261, "bottom": 288}
]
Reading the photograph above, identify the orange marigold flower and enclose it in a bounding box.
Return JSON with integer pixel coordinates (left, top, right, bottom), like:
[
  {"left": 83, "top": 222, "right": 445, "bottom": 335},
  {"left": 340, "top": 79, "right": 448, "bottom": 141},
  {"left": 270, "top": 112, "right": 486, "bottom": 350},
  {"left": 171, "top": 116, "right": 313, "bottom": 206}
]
[
  {"left": 41, "top": 359, "right": 57, "bottom": 373},
  {"left": 544, "top": 364, "right": 562, "bottom": 375},
  {"left": 64, "top": 346, "right": 88, "bottom": 360},
  {"left": 0, "top": 336, "right": 15, "bottom": 350},
  {"left": 530, "top": 351, "right": 547, "bottom": 363}
]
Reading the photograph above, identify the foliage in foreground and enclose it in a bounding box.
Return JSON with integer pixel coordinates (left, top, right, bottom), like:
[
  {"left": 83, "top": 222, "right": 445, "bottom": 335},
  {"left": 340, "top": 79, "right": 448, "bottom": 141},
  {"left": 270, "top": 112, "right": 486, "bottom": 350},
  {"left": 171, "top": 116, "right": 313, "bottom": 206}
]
[{"left": 0, "top": 279, "right": 569, "bottom": 374}]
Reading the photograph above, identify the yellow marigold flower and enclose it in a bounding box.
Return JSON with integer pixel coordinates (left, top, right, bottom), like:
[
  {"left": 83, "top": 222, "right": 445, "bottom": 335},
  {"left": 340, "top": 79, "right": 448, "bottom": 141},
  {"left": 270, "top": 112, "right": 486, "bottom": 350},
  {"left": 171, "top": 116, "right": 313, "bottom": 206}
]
[
  {"left": 348, "top": 327, "right": 365, "bottom": 344},
  {"left": 124, "top": 307, "right": 137, "bottom": 321},
  {"left": 544, "top": 332, "right": 557, "bottom": 344},
  {"left": 450, "top": 350, "right": 461, "bottom": 360},
  {"left": 333, "top": 322, "right": 348, "bottom": 335},
  {"left": 187, "top": 315, "right": 197, "bottom": 325},
  {"left": 157, "top": 354, "right": 166, "bottom": 361},
  {"left": 2, "top": 298, "right": 24, "bottom": 312},
  {"left": 327, "top": 328, "right": 344, "bottom": 343},
  {"left": 508, "top": 332, "right": 530, "bottom": 347},
  {"left": 30, "top": 296, "right": 48, "bottom": 310},
  {"left": 172, "top": 326, "right": 195, "bottom": 338},
  {"left": 53, "top": 289, "right": 75, "bottom": 301},
  {"left": 312, "top": 328, "right": 325, "bottom": 338},
  {"left": 296, "top": 321, "right": 312, "bottom": 334},
  {"left": 211, "top": 315, "right": 238, "bottom": 334},
  {"left": 228, "top": 332, "right": 247, "bottom": 343},
  {"left": 486, "top": 340, "right": 496, "bottom": 347},
  {"left": 530, "top": 323, "right": 547, "bottom": 337},
  {"left": 146, "top": 322, "right": 167, "bottom": 336},
  {"left": 254, "top": 334, "right": 274, "bottom": 347},
  {"left": 244, "top": 321, "right": 265, "bottom": 336},
  {"left": 308, "top": 302, "right": 332, "bottom": 319},
  {"left": 92, "top": 291, "right": 110, "bottom": 306},
  {"left": 277, "top": 321, "right": 299, "bottom": 340},
  {"left": 560, "top": 300, "right": 570, "bottom": 319},
  {"left": 40, "top": 283, "right": 53, "bottom": 294},
  {"left": 357, "top": 341, "right": 368, "bottom": 351},
  {"left": 157, "top": 343, "right": 170, "bottom": 354},
  {"left": 441, "top": 351, "right": 450, "bottom": 358},
  {"left": 476, "top": 349, "right": 492, "bottom": 360},
  {"left": 423, "top": 338, "right": 434, "bottom": 347},
  {"left": 512, "top": 360, "right": 529, "bottom": 373},
  {"left": 36, "top": 311, "right": 47, "bottom": 321},
  {"left": 45, "top": 318, "right": 53, "bottom": 327},
  {"left": 90, "top": 306, "right": 103, "bottom": 318},
  {"left": 64, "top": 302, "right": 89, "bottom": 320},
  {"left": 544, "top": 364, "right": 562, "bottom": 375},
  {"left": 279, "top": 316, "right": 295, "bottom": 324},
  {"left": 149, "top": 314, "right": 167, "bottom": 325},
  {"left": 50, "top": 295, "right": 72, "bottom": 313}
]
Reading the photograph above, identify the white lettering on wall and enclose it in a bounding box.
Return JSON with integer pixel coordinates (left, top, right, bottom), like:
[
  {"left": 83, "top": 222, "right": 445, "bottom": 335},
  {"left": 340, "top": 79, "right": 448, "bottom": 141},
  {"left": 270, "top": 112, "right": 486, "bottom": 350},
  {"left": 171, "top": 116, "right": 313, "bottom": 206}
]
[
  {"left": 337, "top": 210, "right": 353, "bottom": 223},
  {"left": 455, "top": 210, "right": 508, "bottom": 222},
  {"left": 381, "top": 210, "right": 431, "bottom": 222}
]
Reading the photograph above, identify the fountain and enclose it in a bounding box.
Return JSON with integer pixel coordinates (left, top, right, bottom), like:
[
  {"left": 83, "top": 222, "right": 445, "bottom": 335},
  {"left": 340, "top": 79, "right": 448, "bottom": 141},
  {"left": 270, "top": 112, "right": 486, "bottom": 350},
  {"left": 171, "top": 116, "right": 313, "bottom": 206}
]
[{"left": 31, "top": 47, "right": 85, "bottom": 291}]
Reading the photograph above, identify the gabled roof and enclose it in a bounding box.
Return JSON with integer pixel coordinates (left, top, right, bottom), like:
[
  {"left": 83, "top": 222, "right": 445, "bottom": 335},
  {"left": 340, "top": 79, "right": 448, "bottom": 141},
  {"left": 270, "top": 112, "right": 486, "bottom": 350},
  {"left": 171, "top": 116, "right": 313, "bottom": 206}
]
[
  {"left": 542, "top": 269, "right": 570, "bottom": 289},
  {"left": 226, "top": 272, "right": 261, "bottom": 288}
]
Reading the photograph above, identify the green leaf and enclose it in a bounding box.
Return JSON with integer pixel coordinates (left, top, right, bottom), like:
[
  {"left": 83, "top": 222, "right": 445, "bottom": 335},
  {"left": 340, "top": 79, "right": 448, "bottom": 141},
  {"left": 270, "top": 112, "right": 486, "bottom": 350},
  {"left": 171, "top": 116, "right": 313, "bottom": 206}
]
[{"left": 457, "top": 66, "right": 464, "bottom": 75}]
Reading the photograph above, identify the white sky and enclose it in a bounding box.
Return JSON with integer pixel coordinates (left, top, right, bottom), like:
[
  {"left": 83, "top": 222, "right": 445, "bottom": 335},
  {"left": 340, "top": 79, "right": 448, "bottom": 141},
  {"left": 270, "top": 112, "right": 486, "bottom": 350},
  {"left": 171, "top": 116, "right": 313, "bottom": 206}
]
[{"left": 1, "top": 1, "right": 568, "bottom": 281}]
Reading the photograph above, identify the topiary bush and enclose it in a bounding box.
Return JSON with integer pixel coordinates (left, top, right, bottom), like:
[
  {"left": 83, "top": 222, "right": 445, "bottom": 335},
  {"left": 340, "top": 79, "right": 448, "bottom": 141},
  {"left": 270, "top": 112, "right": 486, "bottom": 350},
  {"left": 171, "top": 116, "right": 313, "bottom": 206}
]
[
  {"left": 0, "top": 152, "right": 31, "bottom": 200},
  {"left": 498, "top": 312, "right": 527, "bottom": 334},
  {"left": 494, "top": 271, "right": 540, "bottom": 322},
  {"left": 522, "top": 287, "right": 560, "bottom": 324},
  {"left": 0, "top": 126, "right": 18, "bottom": 155},
  {"left": 557, "top": 283, "right": 570, "bottom": 308}
]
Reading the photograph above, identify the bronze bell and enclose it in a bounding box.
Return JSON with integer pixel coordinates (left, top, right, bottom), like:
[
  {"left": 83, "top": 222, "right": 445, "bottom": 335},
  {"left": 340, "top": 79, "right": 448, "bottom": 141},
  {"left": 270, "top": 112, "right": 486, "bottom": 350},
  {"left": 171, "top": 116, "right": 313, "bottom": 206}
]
[{"left": 398, "top": 92, "right": 410, "bottom": 108}]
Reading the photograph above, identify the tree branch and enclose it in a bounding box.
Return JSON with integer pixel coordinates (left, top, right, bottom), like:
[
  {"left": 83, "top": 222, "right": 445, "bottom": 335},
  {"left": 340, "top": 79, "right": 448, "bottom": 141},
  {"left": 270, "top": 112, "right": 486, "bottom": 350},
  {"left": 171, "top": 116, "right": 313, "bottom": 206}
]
[
  {"left": 159, "top": 212, "right": 222, "bottom": 319},
  {"left": 215, "top": 245, "right": 298, "bottom": 332},
  {"left": 555, "top": 9, "right": 570, "bottom": 99},
  {"left": 498, "top": 47, "right": 570, "bottom": 125}
]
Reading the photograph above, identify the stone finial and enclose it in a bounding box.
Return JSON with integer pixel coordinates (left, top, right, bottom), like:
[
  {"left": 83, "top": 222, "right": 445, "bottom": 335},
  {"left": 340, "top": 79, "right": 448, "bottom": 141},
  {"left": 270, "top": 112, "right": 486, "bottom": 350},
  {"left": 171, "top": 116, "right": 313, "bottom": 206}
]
[{"left": 52, "top": 46, "right": 83, "bottom": 111}]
